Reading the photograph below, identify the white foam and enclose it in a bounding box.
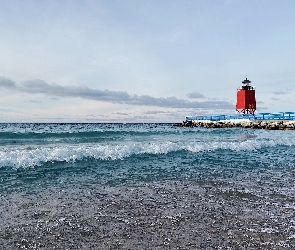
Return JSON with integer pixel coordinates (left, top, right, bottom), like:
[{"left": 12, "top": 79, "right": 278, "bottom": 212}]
[
  {"left": 0, "top": 134, "right": 294, "bottom": 169},
  {"left": 0, "top": 141, "right": 178, "bottom": 168}
]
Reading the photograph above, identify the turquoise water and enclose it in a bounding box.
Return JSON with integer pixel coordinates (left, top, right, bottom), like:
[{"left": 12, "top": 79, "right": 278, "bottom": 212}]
[
  {"left": 1, "top": 123, "right": 295, "bottom": 193},
  {"left": 1, "top": 123, "right": 295, "bottom": 248}
]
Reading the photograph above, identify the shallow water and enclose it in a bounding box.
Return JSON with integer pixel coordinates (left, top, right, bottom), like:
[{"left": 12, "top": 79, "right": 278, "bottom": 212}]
[{"left": 1, "top": 123, "right": 295, "bottom": 249}]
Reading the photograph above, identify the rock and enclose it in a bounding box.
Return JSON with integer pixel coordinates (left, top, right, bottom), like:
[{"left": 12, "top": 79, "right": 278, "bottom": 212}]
[{"left": 176, "top": 120, "right": 295, "bottom": 130}]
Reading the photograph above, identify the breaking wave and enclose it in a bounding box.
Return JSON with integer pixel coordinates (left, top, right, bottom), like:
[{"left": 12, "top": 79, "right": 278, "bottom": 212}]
[{"left": 1, "top": 137, "right": 294, "bottom": 169}]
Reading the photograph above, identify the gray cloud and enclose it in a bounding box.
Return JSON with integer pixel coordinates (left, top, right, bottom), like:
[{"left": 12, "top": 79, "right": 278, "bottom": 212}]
[
  {"left": 114, "top": 112, "right": 129, "bottom": 115},
  {"left": 26, "top": 100, "right": 42, "bottom": 103},
  {"left": 3, "top": 77, "right": 234, "bottom": 110},
  {"left": 0, "top": 76, "right": 17, "bottom": 88},
  {"left": 187, "top": 92, "right": 206, "bottom": 99},
  {"left": 256, "top": 101, "right": 265, "bottom": 104},
  {"left": 273, "top": 91, "right": 288, "bottom": 95},
  {"left": 86, "top": 114, "right": 109, "bottom": 118},
  {"left": 144, "top": 111, "right": 167, "bottom": 114},
  {"left": 258, "top": 106, "right": 268, "bottom": 110}
]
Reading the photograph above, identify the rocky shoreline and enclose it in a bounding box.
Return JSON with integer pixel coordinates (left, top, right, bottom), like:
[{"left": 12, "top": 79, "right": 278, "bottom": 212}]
[
  {"left": 2, "top": 181, "right": 295, "bottom": 249},
  {"left": 176, "top": 120, "right": 295, "bottom": 130}
]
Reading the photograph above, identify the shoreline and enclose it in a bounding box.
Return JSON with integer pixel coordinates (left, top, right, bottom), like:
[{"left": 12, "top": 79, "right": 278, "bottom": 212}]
[
  {"left": 176, "top": 120, "right": 295, "bottom": 130},
  {"left": 2, "top": 180, "right": 295, "bottom": 249}
]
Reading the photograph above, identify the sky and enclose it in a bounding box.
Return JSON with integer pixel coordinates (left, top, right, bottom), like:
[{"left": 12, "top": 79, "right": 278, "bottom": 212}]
[{"left": 0, "top": 0, "right": 295, "bottom": 122}]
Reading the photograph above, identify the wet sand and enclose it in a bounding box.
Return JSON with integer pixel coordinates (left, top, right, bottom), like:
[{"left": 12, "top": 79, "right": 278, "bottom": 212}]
[{"left": 1, "top": 181, "right": 295, "bottom": 249}]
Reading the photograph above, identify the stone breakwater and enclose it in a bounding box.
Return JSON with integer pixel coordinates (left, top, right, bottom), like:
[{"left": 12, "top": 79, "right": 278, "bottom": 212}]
[{"left": 177, "top": 120, "right": 295, "bottom": 130}]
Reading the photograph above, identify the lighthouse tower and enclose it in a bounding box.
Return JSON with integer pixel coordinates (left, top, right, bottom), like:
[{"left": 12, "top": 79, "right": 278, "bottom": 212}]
[{"left": 236, "top": 77, "right": 256, "bottom": 115}]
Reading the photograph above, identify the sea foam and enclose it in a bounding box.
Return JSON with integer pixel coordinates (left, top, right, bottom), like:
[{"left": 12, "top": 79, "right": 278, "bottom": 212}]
[{"left": 0, "top": 136, "right": 293, "bottom": 169}]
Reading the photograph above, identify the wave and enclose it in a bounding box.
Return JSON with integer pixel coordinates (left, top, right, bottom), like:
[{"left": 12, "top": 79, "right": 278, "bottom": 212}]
[
  {"left": 0, "top": 123, "right": 175, "bottom": 134},
  {"left": 1, "top": 137, "right": 294, "bottom": 169},
  {"left": 0, "top": 129, "right": 180, "bottom": 145}
]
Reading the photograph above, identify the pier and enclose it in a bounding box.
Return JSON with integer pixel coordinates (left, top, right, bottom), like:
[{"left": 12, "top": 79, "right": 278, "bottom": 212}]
[
  {"left": 185, "top": 112, "right": 295, "bottom": 122},
  {"left": 179, "top": 113, "right": 295, "bottom": 130},
  {"left": 180, "top": 78, "right": 295, "bottom": 130}
]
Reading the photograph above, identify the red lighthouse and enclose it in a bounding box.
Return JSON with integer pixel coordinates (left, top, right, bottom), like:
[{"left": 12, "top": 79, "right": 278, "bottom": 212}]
[{"left": 236, "top": 77, "right": 256, "bottom": 115}]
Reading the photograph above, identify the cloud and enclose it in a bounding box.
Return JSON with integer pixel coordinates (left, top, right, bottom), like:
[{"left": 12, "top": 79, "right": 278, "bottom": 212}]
[
  {"left": 22, "top": 79, "right": 132, "bottom": 102},
  {"left": 256, "top": 101, "right": 265, "bottom": 104},
  {"left": 2, "top": 77, "right": 234, "bottom": 110},
  {"left": 272, "top": 91, "right": 288, "bottom": 95},
  {"left": 187, "top": 92, "right": 206, "bottom": 99},
  {"left": 144, "top": 110, "right": 167, "bottom": 114},
  {"left": 258, "top": 106, "right": 268, "bottom": 110},
  {"left": 86, "top": 114, "right": 109, "bottom": 118},
  {"left": 114, "top": 112, "right": 129, "bottom": 115},
  {"left": 0, "top": 76, "right": 17, "bottom": 88},
  {"left": 26, "top": 100, "right": 42, "bottom": 103}
]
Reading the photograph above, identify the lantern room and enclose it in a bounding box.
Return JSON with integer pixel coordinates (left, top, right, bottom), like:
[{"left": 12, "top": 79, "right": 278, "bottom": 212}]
[{"left": 236, "top": 77, "right": 256, "bottom": 115}]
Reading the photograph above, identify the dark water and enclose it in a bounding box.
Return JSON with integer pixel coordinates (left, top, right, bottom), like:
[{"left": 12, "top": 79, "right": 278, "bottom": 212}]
[{"left": 1, "top": 123, "right": 295, "bottom": 249}]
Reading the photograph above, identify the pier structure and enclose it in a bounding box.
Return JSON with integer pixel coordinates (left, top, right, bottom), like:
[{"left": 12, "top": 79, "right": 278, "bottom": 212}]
[{"left": 185, "top": 112, "right": 295, "bottom": 122}]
